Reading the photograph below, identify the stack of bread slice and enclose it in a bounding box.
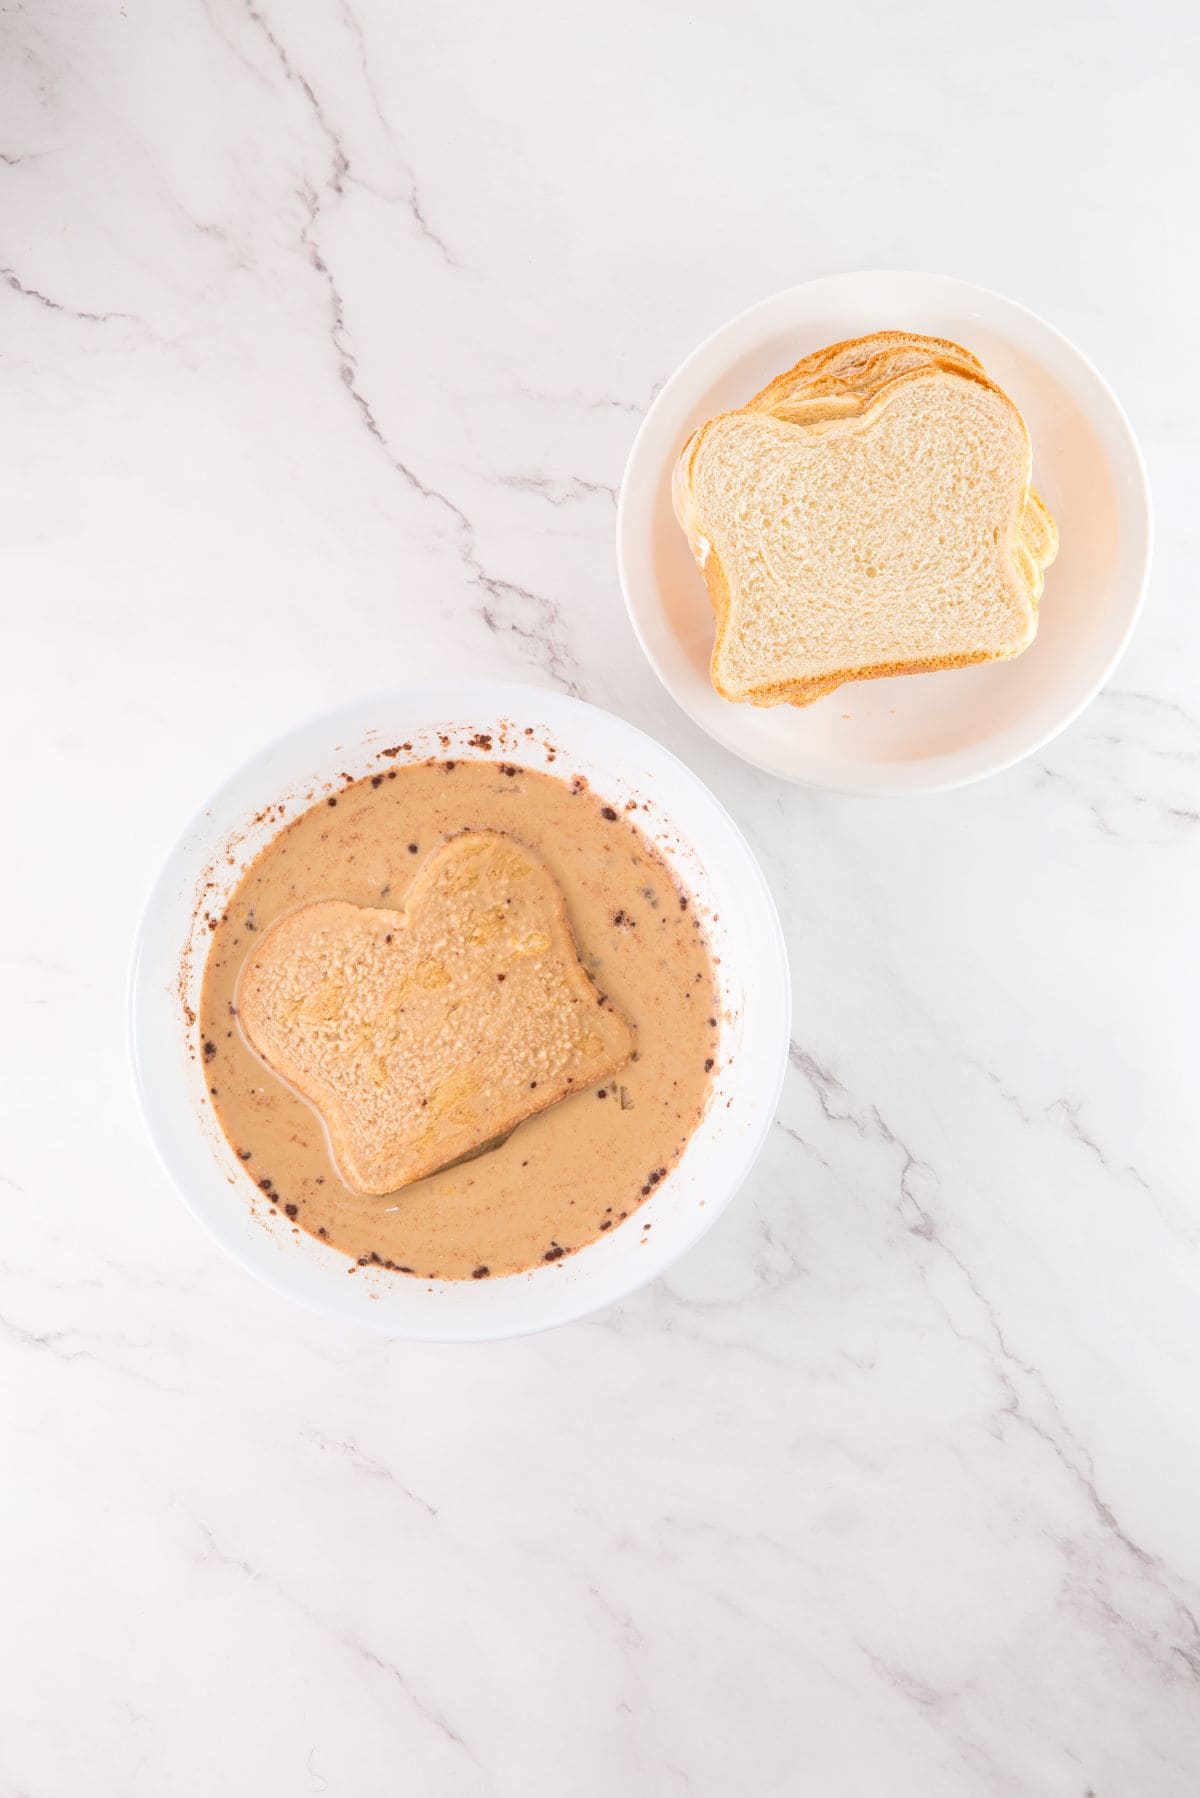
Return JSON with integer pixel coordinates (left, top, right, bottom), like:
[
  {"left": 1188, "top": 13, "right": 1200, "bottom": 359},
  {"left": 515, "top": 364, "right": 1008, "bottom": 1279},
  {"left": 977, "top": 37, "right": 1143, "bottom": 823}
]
[{"left": 672, "top": 332, "right": 1058, "bottom": 707}]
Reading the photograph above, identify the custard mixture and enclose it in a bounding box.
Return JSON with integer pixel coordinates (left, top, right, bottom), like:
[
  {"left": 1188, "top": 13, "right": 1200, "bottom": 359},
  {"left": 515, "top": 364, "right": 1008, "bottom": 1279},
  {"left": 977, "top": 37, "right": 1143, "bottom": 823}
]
[{"left": 200, "top": 758, "right": 718, "bottom": 1278}]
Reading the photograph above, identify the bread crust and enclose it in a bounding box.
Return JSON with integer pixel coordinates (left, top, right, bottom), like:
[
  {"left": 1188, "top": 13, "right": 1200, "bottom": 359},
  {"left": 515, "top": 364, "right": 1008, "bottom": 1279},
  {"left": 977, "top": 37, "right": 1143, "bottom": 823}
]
[
  {"left": 745, "top": 331, "right": 985, "bottom": 413},
  {"left": 673, "top": 335, "right": 1058, "bottom": 708}
]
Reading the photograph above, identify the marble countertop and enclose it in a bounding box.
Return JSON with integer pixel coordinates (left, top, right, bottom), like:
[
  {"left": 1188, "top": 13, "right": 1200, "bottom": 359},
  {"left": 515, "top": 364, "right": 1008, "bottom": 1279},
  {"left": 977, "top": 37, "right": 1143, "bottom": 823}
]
[{"left": 3, "top": 1, "right": 1198, "bottom": 1791}]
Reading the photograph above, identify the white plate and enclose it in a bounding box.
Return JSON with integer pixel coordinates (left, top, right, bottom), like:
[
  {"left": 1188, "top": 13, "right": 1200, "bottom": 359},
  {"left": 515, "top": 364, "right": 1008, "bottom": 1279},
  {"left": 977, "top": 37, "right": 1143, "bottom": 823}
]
[
  {"left": 128, "top": 683, "right": 791, "bottom": 1340},
  {"left": 617, "top": 271, "right": 1153, "bottom": 794}
]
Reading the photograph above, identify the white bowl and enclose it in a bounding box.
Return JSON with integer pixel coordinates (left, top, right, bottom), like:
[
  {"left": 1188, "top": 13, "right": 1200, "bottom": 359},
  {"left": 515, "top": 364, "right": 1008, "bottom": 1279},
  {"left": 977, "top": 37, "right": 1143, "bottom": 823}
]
[
  {"left": 128, "top": 683, "right": 791, "bottom": 1339},
  {"left": 617, "top": 270, "right": 1153, "bottom": 794}
]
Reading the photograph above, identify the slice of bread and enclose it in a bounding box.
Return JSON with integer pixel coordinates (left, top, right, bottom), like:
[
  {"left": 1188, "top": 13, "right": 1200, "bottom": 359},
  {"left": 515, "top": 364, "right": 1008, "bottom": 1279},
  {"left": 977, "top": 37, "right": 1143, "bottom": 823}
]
[
  {"left": 238, "top": 830, "right": 634, "bottom": 1196},
  {"left": 674, "top": 342, "right": 1058, "bottom": 707}
]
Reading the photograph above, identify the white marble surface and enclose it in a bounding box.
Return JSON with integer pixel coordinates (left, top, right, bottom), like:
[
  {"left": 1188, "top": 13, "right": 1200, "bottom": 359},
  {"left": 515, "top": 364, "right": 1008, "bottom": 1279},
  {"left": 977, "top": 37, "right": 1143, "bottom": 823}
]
[{"left": 2, "top": 0, "right": 1198, "bottom": 1791}]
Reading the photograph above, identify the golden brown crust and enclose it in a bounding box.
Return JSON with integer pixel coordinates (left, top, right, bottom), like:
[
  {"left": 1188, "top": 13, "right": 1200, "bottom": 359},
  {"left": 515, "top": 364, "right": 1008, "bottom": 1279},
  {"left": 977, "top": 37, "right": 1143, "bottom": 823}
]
[
  {"left": 744, "top": 645, "right": 1020, "bottom": 708},
  {"left": 762, "top": 353, "right": 988, "bottom": 423},
  {"left": 745, "top": 331, "right": 985, "bottom": 413}
]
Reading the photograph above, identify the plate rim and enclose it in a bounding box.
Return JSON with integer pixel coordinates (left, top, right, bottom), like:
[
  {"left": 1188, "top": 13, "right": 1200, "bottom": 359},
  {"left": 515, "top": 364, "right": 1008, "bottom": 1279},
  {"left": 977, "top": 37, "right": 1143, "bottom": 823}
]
[{"left": 616, "top": 268, "right": 1155, "bottom": 795}]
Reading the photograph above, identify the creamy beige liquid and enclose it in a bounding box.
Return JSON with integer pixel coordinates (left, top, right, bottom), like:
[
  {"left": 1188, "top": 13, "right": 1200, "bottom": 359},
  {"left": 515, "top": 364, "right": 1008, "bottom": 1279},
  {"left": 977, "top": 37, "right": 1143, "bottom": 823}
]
[{"left": 200, "top": 759, "right": 718, "bottom": 1279}]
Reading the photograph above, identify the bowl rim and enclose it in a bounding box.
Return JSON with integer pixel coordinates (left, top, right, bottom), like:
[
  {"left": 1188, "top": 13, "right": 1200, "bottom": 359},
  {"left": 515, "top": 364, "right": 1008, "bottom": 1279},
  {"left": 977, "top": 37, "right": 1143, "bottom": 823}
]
[
  {"left": 127, "top": 680, "right": 792, "bottom": 1339},
  {"left": 617, "top": 268, "right": 1155, "bottom": 795}
]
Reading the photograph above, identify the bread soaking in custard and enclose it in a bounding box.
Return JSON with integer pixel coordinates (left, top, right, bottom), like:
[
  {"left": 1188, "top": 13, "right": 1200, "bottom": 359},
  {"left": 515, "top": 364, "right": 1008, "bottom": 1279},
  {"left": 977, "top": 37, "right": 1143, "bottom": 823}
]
[{"left": 200, "top": 759, "right": 717, "bottom": 1280}]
